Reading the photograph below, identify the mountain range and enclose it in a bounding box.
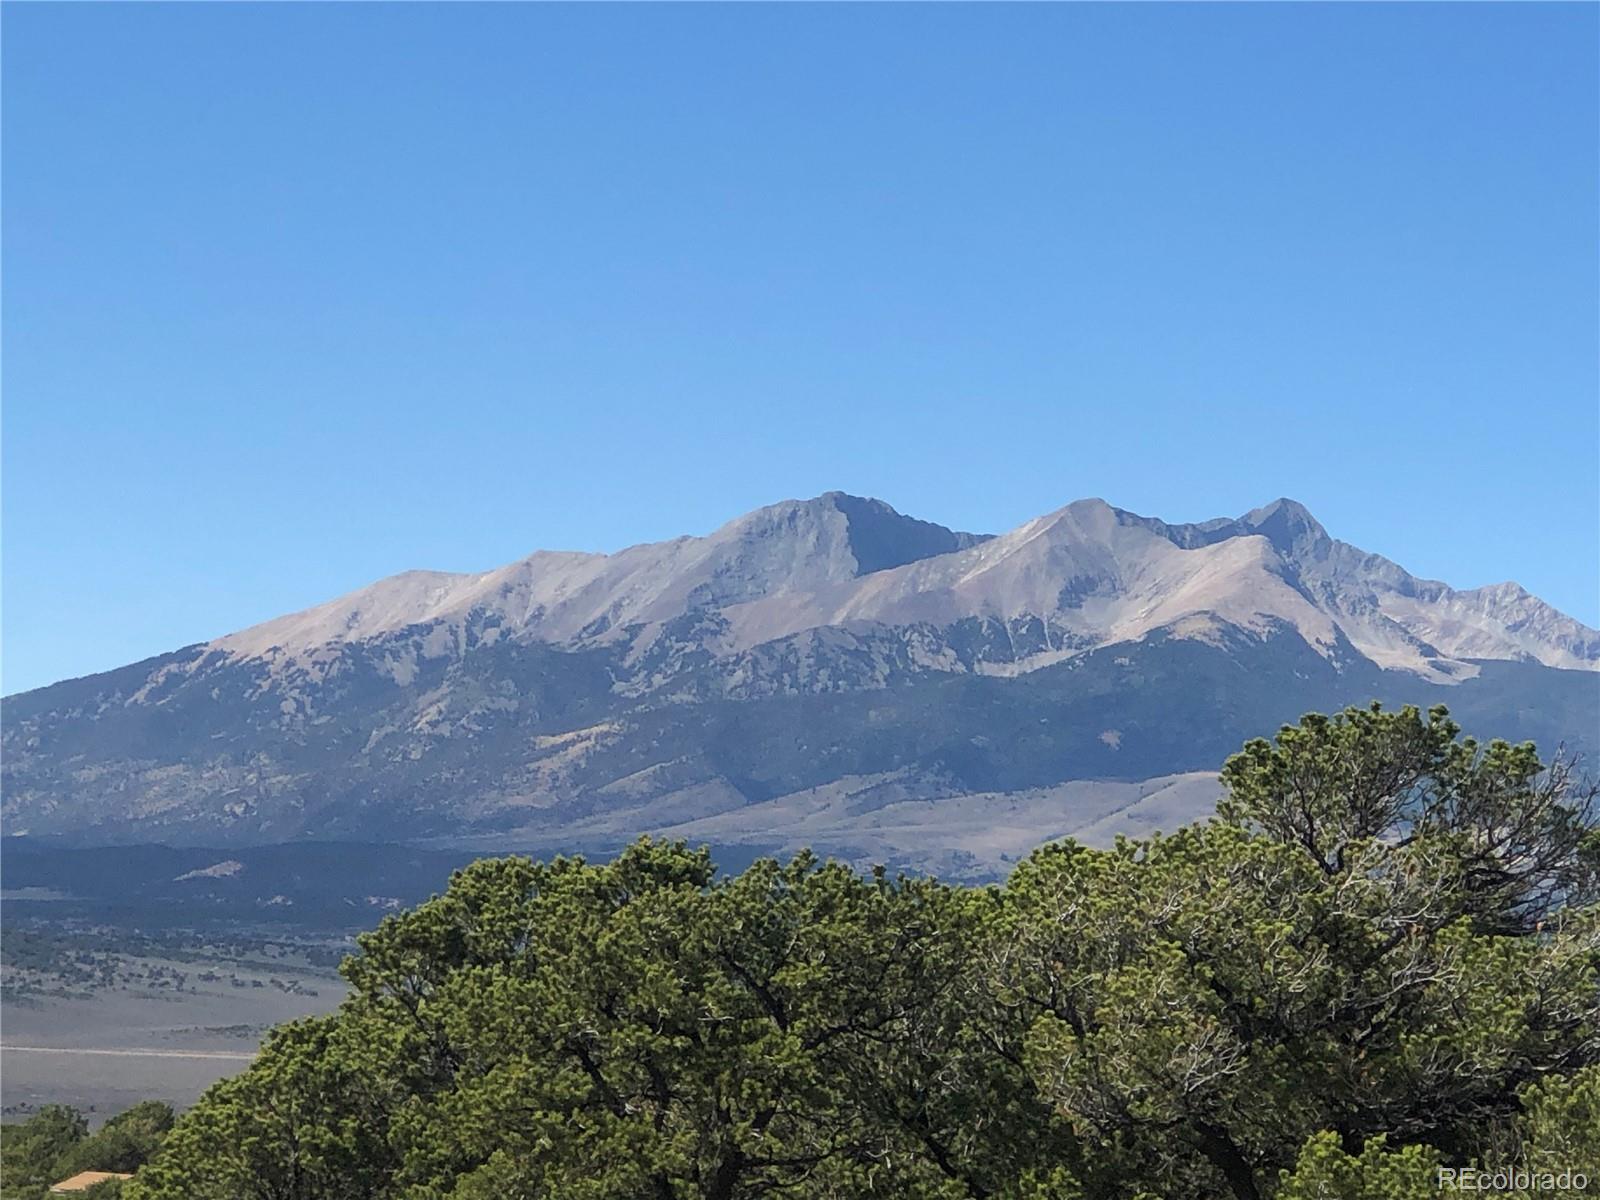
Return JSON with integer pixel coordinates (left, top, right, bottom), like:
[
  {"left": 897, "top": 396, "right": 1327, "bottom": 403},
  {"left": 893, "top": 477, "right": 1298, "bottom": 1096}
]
[{"left": 5, "top": 492, "right": 1595, "bottom": 877}]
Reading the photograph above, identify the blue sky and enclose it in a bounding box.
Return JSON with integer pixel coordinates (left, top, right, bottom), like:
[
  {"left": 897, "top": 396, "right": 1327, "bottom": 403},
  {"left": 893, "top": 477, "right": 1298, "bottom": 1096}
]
[{"left": 4, "top": 3, "right": 1596, "bottom": 695}]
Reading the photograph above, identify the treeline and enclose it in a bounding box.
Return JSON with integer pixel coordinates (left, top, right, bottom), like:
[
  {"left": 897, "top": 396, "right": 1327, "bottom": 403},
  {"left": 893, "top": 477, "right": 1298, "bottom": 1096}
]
[
  {"left": 1, "top": 925, "right": 342, "bottom": 1009},
  {"left": 0, "top": 926, "right": 348, "bottom": 975},
  {"left": 0, "top": 1102, "right": 171, "bottom": 1200},
  {"left": 119, "top": 705, "right": 1599, "bottom": 1199}
]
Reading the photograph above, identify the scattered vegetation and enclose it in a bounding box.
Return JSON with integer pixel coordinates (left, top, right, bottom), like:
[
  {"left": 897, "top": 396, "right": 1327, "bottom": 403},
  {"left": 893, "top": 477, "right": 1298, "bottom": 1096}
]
[{"left": 1, "top": 927, "right": 341, "bottom": 1005}]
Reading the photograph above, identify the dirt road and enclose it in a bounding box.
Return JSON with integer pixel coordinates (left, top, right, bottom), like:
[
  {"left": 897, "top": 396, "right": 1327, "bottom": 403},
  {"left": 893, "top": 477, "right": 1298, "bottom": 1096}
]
[{"left": 1, "top": 1045, "right": 256, "bottom": 1062}]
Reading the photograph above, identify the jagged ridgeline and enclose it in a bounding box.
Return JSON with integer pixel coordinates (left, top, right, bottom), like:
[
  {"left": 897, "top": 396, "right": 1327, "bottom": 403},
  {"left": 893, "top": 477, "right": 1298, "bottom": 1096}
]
[
  {"left": 121, "top": 708, "right": 1600, "bottom": 1199},
  {"left": 4, "top": 493, "right": 1596, "bottom": 868}
]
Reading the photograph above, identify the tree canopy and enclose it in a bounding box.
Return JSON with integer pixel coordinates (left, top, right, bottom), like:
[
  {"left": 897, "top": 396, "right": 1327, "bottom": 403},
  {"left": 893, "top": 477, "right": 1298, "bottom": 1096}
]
[
  {"left": 1, "top": 1101, "right": 172, "bottom": 1200},
  {"left": 121, "top": 704, "right": 1599, "bottom": 1199}
]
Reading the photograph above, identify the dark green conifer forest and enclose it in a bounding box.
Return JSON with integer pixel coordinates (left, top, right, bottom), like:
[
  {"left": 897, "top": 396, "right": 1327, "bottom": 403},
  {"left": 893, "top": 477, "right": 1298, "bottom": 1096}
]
[{"left": 84, "top": 707, "right": 1600, "bottom": 1197}]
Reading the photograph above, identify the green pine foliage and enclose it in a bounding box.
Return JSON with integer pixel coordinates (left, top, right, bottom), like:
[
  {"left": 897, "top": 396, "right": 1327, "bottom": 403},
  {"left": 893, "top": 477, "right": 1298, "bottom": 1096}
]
[
  {"left": 0, "top": 1101, "right": 172, "bottom": 1200},
  {"left": 110, "top": 706, "right": 1600, "bottom": 1198}
]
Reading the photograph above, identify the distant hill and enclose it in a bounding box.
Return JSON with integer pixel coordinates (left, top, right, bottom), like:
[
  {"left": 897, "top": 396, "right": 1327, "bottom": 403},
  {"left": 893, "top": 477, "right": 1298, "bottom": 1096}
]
[{"left": 4, "top": 492, "right": 1595, "bottom": 874}]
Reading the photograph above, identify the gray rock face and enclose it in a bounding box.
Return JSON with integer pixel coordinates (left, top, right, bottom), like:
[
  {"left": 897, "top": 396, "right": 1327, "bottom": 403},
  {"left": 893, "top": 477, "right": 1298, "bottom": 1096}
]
[{"left": 4, "top": 493, "right": 1595, "bottom": 870}]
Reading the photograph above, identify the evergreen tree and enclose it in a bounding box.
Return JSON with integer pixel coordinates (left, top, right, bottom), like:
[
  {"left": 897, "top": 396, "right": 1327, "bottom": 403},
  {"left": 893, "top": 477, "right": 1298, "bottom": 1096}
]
[{"left": 123, "top": 705, "right": 1600, "bottom": 1199}]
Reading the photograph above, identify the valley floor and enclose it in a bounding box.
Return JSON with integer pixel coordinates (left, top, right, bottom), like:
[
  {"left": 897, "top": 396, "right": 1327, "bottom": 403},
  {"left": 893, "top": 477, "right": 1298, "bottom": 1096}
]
[{"left": 1, "top": 937, "right": 345, "bottom": 1124}]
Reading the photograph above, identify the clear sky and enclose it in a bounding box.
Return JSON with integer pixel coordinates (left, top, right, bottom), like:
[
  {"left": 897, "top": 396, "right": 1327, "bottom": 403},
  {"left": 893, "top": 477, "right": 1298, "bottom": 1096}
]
[{"left": 4, "top": 3, "right": 1596, "bottom": 695}]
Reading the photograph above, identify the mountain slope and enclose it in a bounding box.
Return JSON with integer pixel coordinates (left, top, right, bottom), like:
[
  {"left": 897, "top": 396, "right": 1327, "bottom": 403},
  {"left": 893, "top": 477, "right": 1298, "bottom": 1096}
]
[
  {"left": 214, "top": 492, "right": 990, "bottom": 662},
  {"left": 211, "top": 493, "right": 1596, "bottom": 683},
  {"left": 4, "top": 492, "right": 1594, "bottom": 869}
]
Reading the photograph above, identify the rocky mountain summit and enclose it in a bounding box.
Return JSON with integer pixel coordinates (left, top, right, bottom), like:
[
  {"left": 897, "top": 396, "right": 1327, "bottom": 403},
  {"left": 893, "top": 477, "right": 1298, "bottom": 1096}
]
[{"left": 5, "top": 492, "right": 1595, "bottom": 875}]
